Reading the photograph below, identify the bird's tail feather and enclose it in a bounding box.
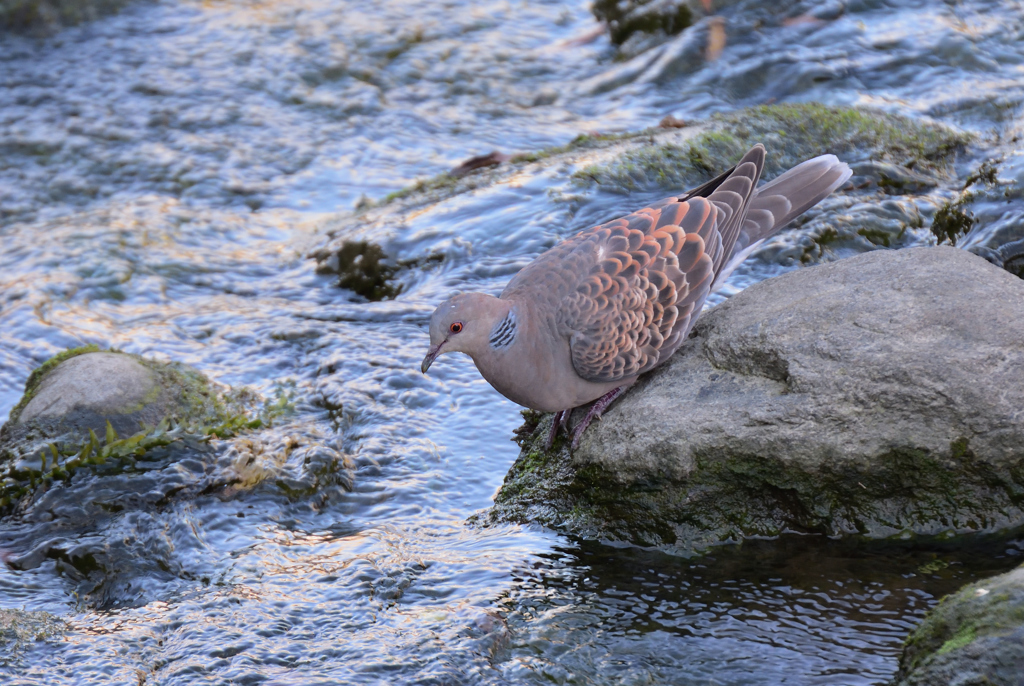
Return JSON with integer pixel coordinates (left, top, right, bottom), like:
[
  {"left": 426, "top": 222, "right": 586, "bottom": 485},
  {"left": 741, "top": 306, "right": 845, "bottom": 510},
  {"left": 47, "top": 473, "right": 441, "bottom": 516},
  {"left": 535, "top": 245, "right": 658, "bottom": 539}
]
[
  {"left": 712, "top": 154, "right": 852, "bottom": 291},
  {"left": 752, "top": 154, "right": 852, "bottom": 235}
]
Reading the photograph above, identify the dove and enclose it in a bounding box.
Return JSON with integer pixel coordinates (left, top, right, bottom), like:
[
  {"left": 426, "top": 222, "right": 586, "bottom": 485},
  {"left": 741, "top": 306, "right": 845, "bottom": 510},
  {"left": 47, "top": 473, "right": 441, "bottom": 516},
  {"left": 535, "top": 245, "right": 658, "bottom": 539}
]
[{"left": 421, "top": 144, "right": 851, "bottom": 449}]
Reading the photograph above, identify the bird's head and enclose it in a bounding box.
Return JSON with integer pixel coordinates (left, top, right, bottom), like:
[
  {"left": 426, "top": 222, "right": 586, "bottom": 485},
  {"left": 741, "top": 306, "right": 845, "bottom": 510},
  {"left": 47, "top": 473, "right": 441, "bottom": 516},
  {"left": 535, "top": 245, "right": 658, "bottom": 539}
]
[{"left": 421, "top": 292, "right": 507, "bottom": 373}]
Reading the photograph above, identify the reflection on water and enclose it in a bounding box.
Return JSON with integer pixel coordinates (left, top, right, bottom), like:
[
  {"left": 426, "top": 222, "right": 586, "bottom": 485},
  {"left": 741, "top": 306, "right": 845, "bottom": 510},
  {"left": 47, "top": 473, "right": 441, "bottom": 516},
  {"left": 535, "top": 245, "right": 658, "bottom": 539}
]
[
  {"left": 2, "top": 0, "right": 1024, "bottom": 683},
  {"left": 499, "top": 535, "right": 1024, "bottom": 685}
]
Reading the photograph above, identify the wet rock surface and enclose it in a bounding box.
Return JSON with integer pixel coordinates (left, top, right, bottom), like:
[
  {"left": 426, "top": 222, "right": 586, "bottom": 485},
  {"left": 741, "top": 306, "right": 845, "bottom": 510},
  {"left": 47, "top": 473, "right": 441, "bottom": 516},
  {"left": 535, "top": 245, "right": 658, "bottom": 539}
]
[
  {"left": 489, "top": 247, "right": 1024, "bottom": 554},
  {"left": 893, "top": 563, "right": 1024, "bottom": 686}
]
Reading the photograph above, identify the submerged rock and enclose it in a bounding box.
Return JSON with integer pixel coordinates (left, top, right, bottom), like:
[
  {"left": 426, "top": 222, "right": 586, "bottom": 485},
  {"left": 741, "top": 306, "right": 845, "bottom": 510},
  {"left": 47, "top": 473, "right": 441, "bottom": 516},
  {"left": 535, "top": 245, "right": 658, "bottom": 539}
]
[
  {"left": 571, "top": 104, "right": 969, "bottom": 194},
  {"left": 592, "top": 0, "right": 700, "bottom": 46},
  {"left": 487, "top": 247, "right": 1024, "bottom": 554},
  {"left": 893, "top": 563, "right": 1024, "bottom": 686},
  {"left": 0, "top": 349, "right": 351, "bottom": 608}
]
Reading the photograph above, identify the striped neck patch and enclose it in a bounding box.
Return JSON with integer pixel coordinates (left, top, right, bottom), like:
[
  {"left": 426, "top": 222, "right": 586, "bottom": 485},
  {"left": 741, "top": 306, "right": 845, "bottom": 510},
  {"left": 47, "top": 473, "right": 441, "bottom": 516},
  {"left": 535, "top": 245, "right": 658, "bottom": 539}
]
[{"left": 489, "top": 310, "right": 517, "bottom": 349}]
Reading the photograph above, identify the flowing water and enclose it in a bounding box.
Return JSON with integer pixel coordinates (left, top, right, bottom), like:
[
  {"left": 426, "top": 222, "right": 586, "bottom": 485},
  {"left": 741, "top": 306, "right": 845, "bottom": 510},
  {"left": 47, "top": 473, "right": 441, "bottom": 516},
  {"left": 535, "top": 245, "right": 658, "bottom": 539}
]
[{"left": 2, "top": 0, "right": 1024, "bottom": 683}]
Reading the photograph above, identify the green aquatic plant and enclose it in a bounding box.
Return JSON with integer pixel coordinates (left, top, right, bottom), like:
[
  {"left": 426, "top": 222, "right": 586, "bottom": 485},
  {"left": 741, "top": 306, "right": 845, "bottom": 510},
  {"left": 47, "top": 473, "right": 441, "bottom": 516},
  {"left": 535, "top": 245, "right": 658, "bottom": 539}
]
[
  {"left": 931, "top": 194, "right": 976, "bottom": 246},
  {"left": 931, "top": 158, "right": 1001, "bottom": 246},
  {"left": 0, "top": 390, "right": 292, "bottom": 512},
  {"left": 591, "top": 0, "right": 695, "bottom": 45},
  {"left": 331, "top": 240, "right": 403, "bottom": 301}
]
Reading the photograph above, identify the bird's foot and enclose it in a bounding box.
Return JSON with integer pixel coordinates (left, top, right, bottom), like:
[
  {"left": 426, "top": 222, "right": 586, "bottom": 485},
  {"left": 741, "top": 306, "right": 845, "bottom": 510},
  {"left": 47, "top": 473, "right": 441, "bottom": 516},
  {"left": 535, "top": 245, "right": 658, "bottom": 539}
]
[
  {"left": 570, "top": 386, "right": 629, "bottom": 451},
  {"left": 544, "top": 409, "right": 572, "bottom": 450}
]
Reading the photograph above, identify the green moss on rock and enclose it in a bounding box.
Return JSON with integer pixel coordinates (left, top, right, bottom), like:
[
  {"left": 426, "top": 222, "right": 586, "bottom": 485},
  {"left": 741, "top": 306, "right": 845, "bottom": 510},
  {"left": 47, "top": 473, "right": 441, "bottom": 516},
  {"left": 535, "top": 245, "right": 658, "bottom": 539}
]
[
  {"left": 378, "top": 172, "right": 465, "bottom": 206},
  {"left": 894, "top": 564, "right": 1024, "bottom": 685},
  {"left": 371, "top": 130, "right": 649, "bottom": 210},
  {"left": 573, "top": 104, "right": 971, "bottom": 194},
  {"left": 365, "top": 104, "right": 970, "bottom": 214},
  {"left": 0, "top": 349, "right": 288, "bottom": 513},
  {"left": 488, "top": 421, "right": 1024, "bottom": 553}
]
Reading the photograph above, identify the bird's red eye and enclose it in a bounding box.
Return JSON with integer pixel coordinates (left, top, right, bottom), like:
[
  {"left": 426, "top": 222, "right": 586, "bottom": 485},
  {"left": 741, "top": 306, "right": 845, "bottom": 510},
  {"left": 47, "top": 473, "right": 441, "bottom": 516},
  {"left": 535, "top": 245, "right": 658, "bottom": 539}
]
[{"left": 449, "top": 322, "right": 463, "bottom": 334}]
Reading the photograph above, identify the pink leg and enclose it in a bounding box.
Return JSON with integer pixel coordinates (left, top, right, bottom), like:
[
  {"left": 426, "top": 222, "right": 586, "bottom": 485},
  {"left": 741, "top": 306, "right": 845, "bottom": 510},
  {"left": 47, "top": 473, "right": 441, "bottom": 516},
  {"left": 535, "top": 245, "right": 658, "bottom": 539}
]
[
  {"left": 545, "top": 409, "right": 567, "bottom": 450},
  {"left": 570, "top": 386, "right": 629, "bottom": 450}
]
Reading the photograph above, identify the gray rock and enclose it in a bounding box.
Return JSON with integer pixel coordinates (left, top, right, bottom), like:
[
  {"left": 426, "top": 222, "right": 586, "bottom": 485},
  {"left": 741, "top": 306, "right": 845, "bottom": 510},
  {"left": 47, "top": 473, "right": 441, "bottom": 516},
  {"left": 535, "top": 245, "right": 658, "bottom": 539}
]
[
  {"left": 893, "top": 563, "right": 1024, "bottom": 686},
  {"left": 17, "top": 352, "right": 167, "bottom": 439},
  {"left": 488, "top": 247, "right": 1024, "bottom": 553},
  {"left": 3, "top": 349, "right": 230, "bottom": 446}
]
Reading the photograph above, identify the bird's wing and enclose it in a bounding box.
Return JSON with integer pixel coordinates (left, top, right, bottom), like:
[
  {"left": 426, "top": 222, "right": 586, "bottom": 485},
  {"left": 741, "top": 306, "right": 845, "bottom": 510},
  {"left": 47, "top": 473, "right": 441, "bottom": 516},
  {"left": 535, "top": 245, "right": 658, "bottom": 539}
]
[{"left": 504, "top": 145, "right": 765, "bottom": 384}]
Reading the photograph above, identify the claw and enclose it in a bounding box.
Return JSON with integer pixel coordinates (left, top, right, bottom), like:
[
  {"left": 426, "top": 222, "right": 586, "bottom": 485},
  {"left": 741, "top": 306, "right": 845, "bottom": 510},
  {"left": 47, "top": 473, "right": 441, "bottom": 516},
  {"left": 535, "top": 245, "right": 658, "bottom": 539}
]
[
  {"left": 569, "top": 385, "right": 629, "bottom": 451},
  {"left": 545, "top": 409, "right": 566, "bottom": 451}
]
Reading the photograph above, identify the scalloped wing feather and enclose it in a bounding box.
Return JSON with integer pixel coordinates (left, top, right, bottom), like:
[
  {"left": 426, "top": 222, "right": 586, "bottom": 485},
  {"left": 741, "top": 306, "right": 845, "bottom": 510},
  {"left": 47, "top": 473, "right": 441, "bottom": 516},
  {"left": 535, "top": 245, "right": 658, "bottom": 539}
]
[
  {"left": 500, "top": 145, "right": 851, "bottom": 386},
  {"left": 558, "top": 148, "right": 765, "bottom": 383},
  {"left": 556, "top": 196, "right": 720, "bottom": 382}
]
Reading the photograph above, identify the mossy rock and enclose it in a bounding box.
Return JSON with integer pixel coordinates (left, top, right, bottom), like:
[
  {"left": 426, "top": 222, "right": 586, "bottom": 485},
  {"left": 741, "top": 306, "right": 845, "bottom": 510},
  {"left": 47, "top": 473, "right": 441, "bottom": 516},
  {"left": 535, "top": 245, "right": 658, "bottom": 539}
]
[
  {"left": 0, "top": 348, "right": 271, "bottom": 513},
  {"left": 571, "top": 104, "right": 970, "bottom": 195},
  {"left": 312, "top": 103, "right": 971, "bottom": 286},
  {"left": 5, "top": 348, "right": 242, "bottom": 438},
  {"left": 893, "top": 564, "right": 1024, "bottom": 685},
  {"left": 368, "top": 103, "right": 968, "bottom": 212}
]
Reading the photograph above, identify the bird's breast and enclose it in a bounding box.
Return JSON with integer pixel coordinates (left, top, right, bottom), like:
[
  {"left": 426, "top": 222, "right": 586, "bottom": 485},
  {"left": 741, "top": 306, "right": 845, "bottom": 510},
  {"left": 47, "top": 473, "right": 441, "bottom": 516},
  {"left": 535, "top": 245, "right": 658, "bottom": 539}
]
[{"left": 472, "top": 332, "right": 628, "bottom": 412}]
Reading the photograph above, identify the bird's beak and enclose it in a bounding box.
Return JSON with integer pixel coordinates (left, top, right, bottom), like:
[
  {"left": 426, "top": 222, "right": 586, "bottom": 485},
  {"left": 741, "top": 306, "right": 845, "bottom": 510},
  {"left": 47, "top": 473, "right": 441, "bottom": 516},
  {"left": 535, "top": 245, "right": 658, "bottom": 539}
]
[{"left": 421, "top": 341, "right": 444, "bottom": 374}]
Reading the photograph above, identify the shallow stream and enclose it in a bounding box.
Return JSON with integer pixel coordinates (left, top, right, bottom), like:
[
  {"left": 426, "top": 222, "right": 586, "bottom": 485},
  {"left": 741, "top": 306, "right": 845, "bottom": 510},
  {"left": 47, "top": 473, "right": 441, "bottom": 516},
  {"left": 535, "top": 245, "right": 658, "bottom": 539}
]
[{"left": 2, "top": 0, "right": 1024, "bottom": 683}]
